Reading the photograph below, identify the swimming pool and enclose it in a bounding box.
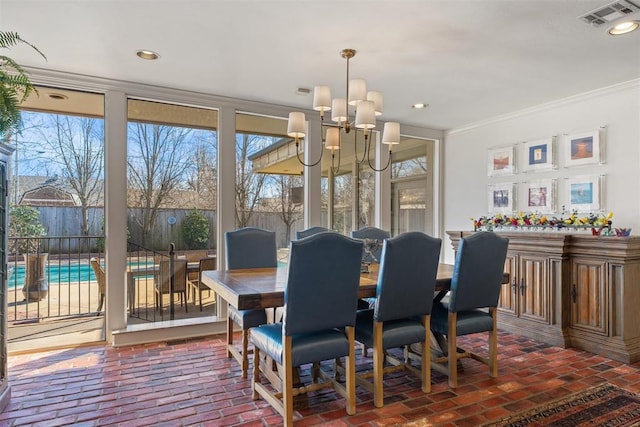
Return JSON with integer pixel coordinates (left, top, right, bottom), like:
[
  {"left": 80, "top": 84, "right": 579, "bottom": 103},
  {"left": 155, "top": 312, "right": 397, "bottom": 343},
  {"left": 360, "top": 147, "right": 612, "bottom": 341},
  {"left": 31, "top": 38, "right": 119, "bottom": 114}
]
[
  {"left": 8, "top": 263, "right": 96, "bottom": 289},
  {"left": 7, "top": 260, "right": 154, "bottom": 289}
]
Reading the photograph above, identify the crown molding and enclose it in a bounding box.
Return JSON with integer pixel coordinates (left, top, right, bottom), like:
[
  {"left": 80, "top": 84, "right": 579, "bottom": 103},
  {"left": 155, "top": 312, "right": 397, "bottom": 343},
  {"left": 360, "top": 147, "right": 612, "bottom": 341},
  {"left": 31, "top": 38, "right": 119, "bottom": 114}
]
[{"left": 447, "top": 78, "right": 640, "bottom": 136}]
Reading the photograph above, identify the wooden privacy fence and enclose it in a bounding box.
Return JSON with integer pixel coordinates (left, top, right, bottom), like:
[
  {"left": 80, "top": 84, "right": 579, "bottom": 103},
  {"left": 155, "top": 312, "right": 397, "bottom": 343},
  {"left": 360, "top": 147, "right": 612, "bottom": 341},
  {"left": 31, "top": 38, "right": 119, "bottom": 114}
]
[{"left": 27, "top": 206, "right": 314, "bottom": 251}]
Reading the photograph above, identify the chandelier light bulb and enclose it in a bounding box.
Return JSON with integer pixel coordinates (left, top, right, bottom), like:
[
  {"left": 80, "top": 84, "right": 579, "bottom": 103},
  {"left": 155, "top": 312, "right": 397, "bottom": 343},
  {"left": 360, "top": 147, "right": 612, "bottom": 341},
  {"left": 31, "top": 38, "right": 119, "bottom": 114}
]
[
  {"left": 325, "top": 127, "right": 341, "bottom": 150},
  {"left": 331, "top": 98, "right": 348, "bottom": 123},
  {"left": 355, "top": 100, "right": 376, "bottom": 129},
  {"left": 367, "top": 91, "right": 383, "bottom": 116},
  {"left": 313, "top": 86, "right": 332, "bottom": 112},
  {"left": 382, "top": 122, "right": 401, "bottom": 145},
  {"left": 348, "top": 79, "right": 367, "bottom": 106},
  {"left": 287, "top": 112, "right": 306, "bottom": 139}
]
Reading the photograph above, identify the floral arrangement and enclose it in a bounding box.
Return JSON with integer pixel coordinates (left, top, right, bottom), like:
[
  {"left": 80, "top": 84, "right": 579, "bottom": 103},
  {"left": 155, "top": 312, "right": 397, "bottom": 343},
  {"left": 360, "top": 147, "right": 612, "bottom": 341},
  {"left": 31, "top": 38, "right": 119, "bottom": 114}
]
[{"left": 472, "top": 211, "right": 613, "bottom": 232}]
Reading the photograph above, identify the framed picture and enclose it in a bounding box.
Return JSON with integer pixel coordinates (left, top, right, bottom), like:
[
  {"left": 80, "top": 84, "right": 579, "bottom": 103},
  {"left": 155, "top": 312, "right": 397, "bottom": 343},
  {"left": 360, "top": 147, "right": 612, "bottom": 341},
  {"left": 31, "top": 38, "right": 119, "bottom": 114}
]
[
  {"left": 564, "top": 129, "right": 601, "bottom": 167},
  {"left": 567, "top": 175, "right": 602, "bottom": 212},
  {"left": 488, "top": 183, "right": 515, "bottom": 213},
  {"left": 488, "top": 145, "right": 516, "bottom": 176},
  {"left": 521, "top": 179, "right": 555, "bottom": 212},
  {"left": 520, "top": 137, "right": 555, "bottom": 172}
]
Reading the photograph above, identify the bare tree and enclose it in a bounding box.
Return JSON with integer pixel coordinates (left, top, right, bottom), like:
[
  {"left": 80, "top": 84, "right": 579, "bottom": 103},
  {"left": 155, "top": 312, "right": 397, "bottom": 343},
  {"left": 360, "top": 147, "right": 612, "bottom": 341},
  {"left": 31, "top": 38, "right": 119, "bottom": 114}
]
[
  {"left": 186, "top": 138, "right": 217, "bottom": 209},
  {"left": 358, "top": 168, "right": 375, "bottom": 228},
  {"left": 40, "top": 115, "right": 104, "bottom": 236},
  {"left": 333, "top": 173, "right": 353, "bottom": 234},
  {"left": 269, "top": 175, "right": 303, "bottom": 242},
  {"left": 235, "top": 133, "right": 269, "bottom": 228},
  {"left": 127, "top": 123, "right": 192, "bottom": 244},
  {"left": 392, "top": 156, "right": 427, "bottom": 178}
]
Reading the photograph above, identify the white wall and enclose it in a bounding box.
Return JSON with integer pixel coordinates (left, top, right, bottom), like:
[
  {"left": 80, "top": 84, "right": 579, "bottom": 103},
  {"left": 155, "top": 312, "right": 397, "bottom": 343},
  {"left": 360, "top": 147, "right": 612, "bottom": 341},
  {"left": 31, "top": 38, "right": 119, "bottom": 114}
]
[{"left": 442, "top": 80, "right": 640, "bottom": 262}]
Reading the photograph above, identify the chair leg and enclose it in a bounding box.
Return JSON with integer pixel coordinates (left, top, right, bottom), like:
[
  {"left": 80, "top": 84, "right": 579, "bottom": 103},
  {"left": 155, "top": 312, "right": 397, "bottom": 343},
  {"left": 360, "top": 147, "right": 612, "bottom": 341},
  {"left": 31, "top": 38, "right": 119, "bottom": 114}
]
[
  {"left": 198, "top": 288, "right": 203, "bottom": 311},
  {"left": 422, "top": 315, "right": 431, "bottom": 393},
  {"left": 241, "top": 329, "right": 250, "bottom": 379},
  {"left": 252, "top": 345, "right": 260, "bottom": 400},
  {"left": 373, "top": 321, "right": 384, "bottom": 408},
  {"left": 227, "top": 313, "right": 234, "bottom": 358},
  {"left": 345, "top": 326, "right": 356, "bottom": 416},
  {"left": 489, "top": 307, "right": 498, "bottom": 377},
  {"left": 283, "top": 336, "right": 294, "bottom": 426},
  {"left": 448, "top": 312, "right": 458, "bottom": 388}
]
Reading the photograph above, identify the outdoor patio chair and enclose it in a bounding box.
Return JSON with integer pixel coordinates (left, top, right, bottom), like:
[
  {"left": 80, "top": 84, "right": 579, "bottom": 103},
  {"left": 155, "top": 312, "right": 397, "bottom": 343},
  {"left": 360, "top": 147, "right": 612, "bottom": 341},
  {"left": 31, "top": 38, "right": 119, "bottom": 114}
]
[
  {"left": 430, "top": 231, "right": 509, "bottom": 388},
  {"left": 187, "top": 257, "right": 217, "bottom": 311},
  {"left": 155, "top": 258, "right": 189, "bottom": 313},
  {"left": 225, "top": 227, "right": 275, "bottom": 378},
  {"left": 251, "top": 232, "right": 363, "bottom": 426},
  {"left": 354, "top": 232, "right": 441, "bottom": 407},
  {"left": 89, "top": 257, "right": 106, "bottom": 316}
]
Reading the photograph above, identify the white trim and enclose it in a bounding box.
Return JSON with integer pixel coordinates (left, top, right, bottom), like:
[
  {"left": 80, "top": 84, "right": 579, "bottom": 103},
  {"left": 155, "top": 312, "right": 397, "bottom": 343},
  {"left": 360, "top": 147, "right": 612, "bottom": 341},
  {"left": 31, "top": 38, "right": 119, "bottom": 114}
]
[
  {"left": 111, "top": 317, "right": 227, "bottom": 347},
  {"left": 104, "top": 90, "right": 128, "bottom": 338},
  {"left": 447, "top": 79, "right": 640, "bottom": 136}
]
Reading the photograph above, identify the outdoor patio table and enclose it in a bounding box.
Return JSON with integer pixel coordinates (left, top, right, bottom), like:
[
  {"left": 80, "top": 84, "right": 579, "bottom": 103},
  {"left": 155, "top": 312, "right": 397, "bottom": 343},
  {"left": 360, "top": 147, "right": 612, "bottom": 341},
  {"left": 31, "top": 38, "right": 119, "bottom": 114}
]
[{"left": 127, "top": 261, "right": 200, "bottom": 311}]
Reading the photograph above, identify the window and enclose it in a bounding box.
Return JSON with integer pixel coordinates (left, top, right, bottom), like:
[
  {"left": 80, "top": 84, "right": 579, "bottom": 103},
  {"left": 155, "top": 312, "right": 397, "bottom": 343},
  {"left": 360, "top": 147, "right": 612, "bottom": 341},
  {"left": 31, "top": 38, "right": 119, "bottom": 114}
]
[{"left": 126, "top": 98, "right": 218, "bottom": 322}]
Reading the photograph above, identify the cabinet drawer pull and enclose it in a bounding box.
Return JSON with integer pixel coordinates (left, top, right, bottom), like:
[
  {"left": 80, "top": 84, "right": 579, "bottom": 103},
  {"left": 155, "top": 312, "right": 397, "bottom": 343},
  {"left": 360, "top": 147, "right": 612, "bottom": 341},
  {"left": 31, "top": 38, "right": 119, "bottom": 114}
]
[{"left": 571, "top": 284, "right": 577, "bottom": 303}]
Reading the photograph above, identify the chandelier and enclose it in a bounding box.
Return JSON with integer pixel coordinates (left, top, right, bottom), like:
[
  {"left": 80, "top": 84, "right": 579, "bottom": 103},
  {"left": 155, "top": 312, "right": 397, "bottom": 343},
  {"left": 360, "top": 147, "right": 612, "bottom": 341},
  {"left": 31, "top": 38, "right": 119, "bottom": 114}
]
[{"left": 287, "top": 48, "right": 400, "bottom": 173}]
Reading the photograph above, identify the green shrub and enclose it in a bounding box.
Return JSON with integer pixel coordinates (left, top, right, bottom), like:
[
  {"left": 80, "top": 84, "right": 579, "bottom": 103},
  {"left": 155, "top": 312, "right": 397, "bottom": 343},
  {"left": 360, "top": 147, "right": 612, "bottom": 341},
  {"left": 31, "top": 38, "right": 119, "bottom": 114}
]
[
  {"left": 182, "top": 209, "right": 210, "bottom": 249},
  {"left": 9, "top": 205, "right": 46, "bottom": 254}
]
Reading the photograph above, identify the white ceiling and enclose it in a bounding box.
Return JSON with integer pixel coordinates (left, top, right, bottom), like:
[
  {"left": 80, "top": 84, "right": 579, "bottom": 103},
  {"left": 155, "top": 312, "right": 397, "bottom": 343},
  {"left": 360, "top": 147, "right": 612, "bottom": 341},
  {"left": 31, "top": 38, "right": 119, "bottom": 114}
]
[{"left": 2, "top": 0, "right": 639, "bottom": 131}]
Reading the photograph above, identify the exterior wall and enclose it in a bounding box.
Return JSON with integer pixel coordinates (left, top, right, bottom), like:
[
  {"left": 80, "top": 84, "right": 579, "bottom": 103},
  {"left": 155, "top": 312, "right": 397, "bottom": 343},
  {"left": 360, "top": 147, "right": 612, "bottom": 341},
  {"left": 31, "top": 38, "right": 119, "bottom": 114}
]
[{"left": 442, "top": 80, "right": 640, "bottom": 263}]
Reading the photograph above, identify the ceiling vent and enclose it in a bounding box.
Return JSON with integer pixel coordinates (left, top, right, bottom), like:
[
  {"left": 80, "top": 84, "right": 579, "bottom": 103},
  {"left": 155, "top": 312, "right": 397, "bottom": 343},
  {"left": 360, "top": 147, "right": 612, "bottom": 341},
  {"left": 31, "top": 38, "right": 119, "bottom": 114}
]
[{"left": 578, "top": 0, "right": 640, "bottom": 26}]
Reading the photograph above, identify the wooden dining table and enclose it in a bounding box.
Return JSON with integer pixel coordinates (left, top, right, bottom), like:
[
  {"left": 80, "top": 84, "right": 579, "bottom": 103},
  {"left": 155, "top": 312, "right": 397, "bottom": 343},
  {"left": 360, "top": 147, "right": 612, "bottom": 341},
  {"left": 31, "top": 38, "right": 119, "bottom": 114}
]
[
  {"left": 202, "top": 263, "right": 509, "bottom": 363},
  {"left": 201, "top": 263, "right": 459, "bottom": 311}
]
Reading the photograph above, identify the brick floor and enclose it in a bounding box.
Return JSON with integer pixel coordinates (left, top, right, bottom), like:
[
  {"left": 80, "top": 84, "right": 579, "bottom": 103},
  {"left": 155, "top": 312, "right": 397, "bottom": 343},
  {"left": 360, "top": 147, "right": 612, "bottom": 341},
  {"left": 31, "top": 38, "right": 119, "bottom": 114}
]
[{"left": 3, "top": 331, "right": 640, "bottom": 426}]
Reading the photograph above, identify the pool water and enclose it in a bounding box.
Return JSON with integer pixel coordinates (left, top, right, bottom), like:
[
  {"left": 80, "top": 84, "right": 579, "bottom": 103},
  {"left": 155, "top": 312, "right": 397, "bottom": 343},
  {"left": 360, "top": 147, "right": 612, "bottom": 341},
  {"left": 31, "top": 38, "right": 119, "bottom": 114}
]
[
  {"left": 8, "top": 263, "right": 96, "bottom": 289},
  {"left": 7, "top": 260, "right": 154, "bottom": 289}
]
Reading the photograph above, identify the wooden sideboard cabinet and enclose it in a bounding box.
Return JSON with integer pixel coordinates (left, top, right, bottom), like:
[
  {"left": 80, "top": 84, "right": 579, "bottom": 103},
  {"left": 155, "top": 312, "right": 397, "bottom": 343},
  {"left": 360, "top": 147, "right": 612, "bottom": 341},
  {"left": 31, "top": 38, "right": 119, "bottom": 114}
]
[{"left": 446, "top": 231, "right": 640, "bottom": 363}]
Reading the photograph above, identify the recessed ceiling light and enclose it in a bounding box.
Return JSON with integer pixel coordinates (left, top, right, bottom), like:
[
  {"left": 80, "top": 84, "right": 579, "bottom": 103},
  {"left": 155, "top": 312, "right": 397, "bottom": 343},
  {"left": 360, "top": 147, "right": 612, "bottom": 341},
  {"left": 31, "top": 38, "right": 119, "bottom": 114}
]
[
  {"left": 608, "top": 20, "right": 639, "bottom": 34},
  {"left": 412, "top": 103, "right": 429, "bottom": 109},
  {"left": 48, "top": 93, "right": 68, "bottom": 100},
  {"left": 136, "top": 49, "right": 160, "bottom": 60}
]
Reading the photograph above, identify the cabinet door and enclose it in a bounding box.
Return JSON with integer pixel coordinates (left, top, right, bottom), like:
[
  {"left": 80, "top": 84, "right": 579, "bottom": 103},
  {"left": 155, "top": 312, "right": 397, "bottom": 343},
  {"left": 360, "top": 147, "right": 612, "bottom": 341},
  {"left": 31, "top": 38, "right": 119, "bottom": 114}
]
[
  {"left": 497, "top": 254, "right": 517, "bottom": 316},
  {"left": 518, "top": 254, "right": 550, "bottom": 323},
  {"left": 570, "top": 257, "right": 607, "bottom": 335}
]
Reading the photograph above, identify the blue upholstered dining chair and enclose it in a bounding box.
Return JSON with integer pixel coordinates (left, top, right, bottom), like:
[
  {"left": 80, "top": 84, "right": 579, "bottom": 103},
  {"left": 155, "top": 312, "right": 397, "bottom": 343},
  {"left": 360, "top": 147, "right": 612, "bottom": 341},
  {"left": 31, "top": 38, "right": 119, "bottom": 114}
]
[
  {"left": 251, "top": 232, "right": 364, "bottom": 426},
  {"left": 430, "top": 231, "right": 509, "bottom": 388},
  {"left": 350, "top": 226, "right": 391, "bottom": 314},
  {"left": 225, "top": 227, "right": 276, "bottom": 378},
  {"left": 295, "top": 226, "right": 331, "bottom": 239},
  {"left": 354, "top": 232, "right": 441, "bottom": 407},
  {"left": 350, "top": 226, "right": 390, "bottom": 263}
]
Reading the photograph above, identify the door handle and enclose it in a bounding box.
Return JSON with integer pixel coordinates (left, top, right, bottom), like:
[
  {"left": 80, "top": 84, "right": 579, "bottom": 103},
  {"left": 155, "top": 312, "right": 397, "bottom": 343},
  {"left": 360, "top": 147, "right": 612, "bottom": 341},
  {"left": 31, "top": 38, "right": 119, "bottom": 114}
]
[
  {"left": 571, "top": 284, "right": 577, "bottom": 303},
  {"left": 519, "top": 278, "right": 525, "bottom": 296}
]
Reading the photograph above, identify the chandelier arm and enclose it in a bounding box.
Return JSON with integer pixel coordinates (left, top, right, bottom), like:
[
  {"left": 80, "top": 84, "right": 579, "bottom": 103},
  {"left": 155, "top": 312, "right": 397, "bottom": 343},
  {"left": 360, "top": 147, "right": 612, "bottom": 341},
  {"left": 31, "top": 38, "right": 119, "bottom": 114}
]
[
  {"left": 367, "top": 148, "right": 393, "bottom": 172},
  {"left": 353, "top": 130, "right": 367, "bottom": 164},
  {"left": 330, "top": 125, "right": 342, "bottom": 175},
  {"left": 330, "top": 148, "right": 341, "bottom": 176},
  {"left": 295, "top": 141, "right": 324, "bottom": 168}
]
